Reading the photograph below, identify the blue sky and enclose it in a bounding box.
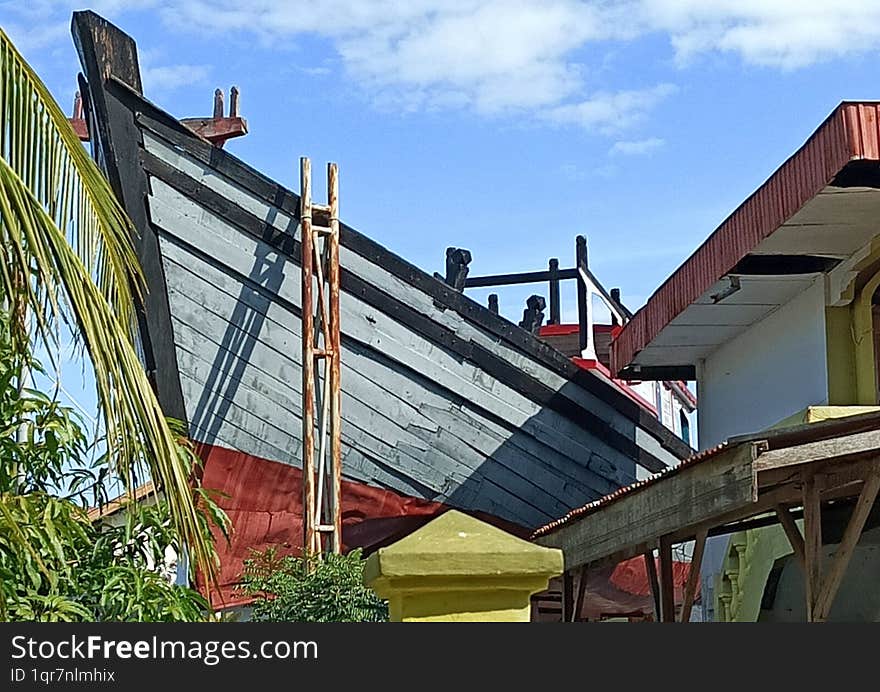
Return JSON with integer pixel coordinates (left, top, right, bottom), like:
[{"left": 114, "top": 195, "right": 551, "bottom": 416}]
[{"left": 5, "top": 1, "right": 880, "bottom": 420}]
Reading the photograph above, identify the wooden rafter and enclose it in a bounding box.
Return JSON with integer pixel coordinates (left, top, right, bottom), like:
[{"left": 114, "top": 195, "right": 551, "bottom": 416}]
[
  {"left": 775, "top": 505, "right": 806, "bottom": 572},
  {"left": 679, "top": 529, "right": 707, "bottom": 623},
  {"left": 813, "top": 467, "right": 880, "bottom": 621}
]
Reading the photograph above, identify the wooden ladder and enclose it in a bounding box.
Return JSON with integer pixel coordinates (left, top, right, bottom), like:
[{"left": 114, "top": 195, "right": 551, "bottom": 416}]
[{"left": 300, "top": 157, "right": 342, "bottom": 558}]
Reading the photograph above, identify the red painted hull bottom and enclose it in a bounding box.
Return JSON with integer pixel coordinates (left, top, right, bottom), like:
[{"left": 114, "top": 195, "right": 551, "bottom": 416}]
[
  {"left": 194, "top": 443, "right": 697, "bottom": 617},
  {"left": 194, "top": 443, "right": 526, "bottom": 608}
]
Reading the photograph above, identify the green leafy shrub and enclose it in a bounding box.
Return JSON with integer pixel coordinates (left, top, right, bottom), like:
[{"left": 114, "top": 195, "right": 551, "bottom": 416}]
[
  {"left": 239, "top": 548, "right": 388, "bottom": 622},
  {"left": 0, "top": 311, "right": 215, "bottom": 622}
]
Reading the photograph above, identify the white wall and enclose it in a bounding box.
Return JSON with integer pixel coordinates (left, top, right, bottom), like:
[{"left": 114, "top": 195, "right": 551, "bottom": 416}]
[{"left": 697, "top": 277, "right": 828, "bottom": 449}]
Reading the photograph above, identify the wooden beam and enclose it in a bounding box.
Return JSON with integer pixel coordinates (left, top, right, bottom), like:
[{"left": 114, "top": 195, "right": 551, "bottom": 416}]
[
  {"left": 814, "top": 466, "right": 880, "bottom": 621},
  {"left": 679, "top": 529, "right": 707, "bottom": 623},
  {"left": 775, "top": 505, "right": 806, "bottom": 572},
  {"left": 537, "top": 442, "right": 759, "bottom": 569},
  {"left": 658, "top": 536, "right": 676, "bottom": 623},
  {"left": 754, "top": 428, "right": 880, "bottom": 474},
  {"left": 644, "top": 551, "right": 661, "bottom": 622},
  {"left": 802, "top": 473, "right": 823, "bottom": 622}
]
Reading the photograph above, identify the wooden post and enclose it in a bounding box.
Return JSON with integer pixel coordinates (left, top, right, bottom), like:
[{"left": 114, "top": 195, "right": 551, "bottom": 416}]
[
  {"left": 658, "top": 536, "right": 676, "bottom": 622},
  {"left": 610, "top": 288, "right": 621, "bottom": 326},
  {"left": 814, "top": 467, "right": 880, "bottom": 621},
  {"left": 679, "top": 530, "right": 707, "bottom": 623},
  {"left": 574, "top": 564, "right": 588, "bottom": 622},
  {"left": 562, "top": 570, "right": 575, "bottom": 622},
  {"left": 644, "top": 551, "right": 661, "bottom": 621},
  {"left": 576, "top": 236, "right": 589, "bottom": 354},
  {"left": 327, "top": 162, "right": 342, "bottom": 554},
  {"left": 802, "top": 472, "right": 822, "bottom": 622},
  {"left": 548, "top": 258, "right": 560, "bottom": 325},
  {"left": 300, "top": 157, "right": 316, "bottom": 556}
]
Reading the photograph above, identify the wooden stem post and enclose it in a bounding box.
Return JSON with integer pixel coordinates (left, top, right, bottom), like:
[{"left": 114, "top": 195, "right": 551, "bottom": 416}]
[{"left": 658, "top": 536, "right": 676, "bottom": 622}]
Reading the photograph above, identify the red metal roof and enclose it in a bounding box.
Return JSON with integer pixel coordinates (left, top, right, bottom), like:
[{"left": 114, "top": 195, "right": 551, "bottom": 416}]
[{"left": 611, "top": 102, "right": 880, "bottom": 374}]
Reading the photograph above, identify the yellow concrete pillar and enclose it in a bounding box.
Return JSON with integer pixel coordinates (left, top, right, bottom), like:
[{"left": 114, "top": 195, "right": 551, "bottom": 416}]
[{"left": 364, "top": 510, "right": 563, "bottom": 622}]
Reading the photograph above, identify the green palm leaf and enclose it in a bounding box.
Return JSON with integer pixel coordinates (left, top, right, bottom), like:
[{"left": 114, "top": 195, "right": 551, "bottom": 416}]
[{"left": 0, "top": 29, "right": 221, "bottom": 581}]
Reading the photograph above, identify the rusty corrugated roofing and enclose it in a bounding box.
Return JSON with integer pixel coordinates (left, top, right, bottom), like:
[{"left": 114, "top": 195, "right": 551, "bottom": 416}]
[
  {"left": 532, "top": 441, "right": 731, "bottom": 539},
  {"left": 611, "top": 102, "right": 880, "bottom": 375},
  {"left": 532, "top": 409, "right": 880, "bottom": 540}
]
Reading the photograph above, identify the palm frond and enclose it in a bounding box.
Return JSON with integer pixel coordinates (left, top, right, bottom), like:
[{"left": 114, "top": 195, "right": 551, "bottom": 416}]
[{"left": 0, "top": 30, "right": 220, "bottom": 580}]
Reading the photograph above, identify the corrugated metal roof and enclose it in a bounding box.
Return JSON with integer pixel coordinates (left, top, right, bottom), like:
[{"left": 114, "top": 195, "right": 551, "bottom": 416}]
[
  {"left": 532, "top": 409, "right": 880, "bottom": 540},
  {"left": 611, "top": 102, "right": 880, "bottom": 374},
  {"left": 532, "top": 441, "right": 731, "bottom": 539}
]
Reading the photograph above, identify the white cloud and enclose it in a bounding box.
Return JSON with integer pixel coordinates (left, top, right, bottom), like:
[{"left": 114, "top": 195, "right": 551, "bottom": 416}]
[
  {"left": 634, "top": 0, "right": 880, "bottom": 68},
  {"left": 136, "top": 48, "right": 209, "bottom": 95},
  {"left": 610, "top": 137, "right": 665, "bottom": 156},
  {"left": 15, "top": 1, "right": 880, "bottom": 132},
  {"left": 141, "top": 63, "right": 209, "bottom": 93}
]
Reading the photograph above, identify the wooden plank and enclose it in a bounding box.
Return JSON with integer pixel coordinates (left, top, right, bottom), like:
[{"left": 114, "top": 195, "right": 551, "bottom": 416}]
[
  {"left": 536, "top": 442, "right": 760, "bottom": 569},
  {"left": 814, "top": 466, "right": 880, "bottom": 621},
  {"left": 135, "top": 115, "right": 693, "bottom": 463},
  {"left": 141, "top": 132, "right": 684, "bottom": 470},
  {"left": 802, "top": 472, "right": 822, "bottom": 622},
  {"left": 775, "top": 505, "right": 806, "bottom": 572},
  {"left": 149, "top": 187, "right": 648, "bottom": 480},
  {"left": 754, "top": 429, "right": 880, "bottom": 473},
  {"left": 162, "top": 252, "right": 624, "bottom": 504},
  {"left": 644, "top": 552, "right": 661, "bottom": 621},
  {"left": 658, "top": 536, "right": 676, "bottom": 622},
  {"left": 679, "top": 529, "right": 707, "bottom": 623}
]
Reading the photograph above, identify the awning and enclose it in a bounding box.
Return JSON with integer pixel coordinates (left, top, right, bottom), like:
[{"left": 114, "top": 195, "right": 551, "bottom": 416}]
[{"left": 611, "top": 102, "right": 880, "bottom": 379}]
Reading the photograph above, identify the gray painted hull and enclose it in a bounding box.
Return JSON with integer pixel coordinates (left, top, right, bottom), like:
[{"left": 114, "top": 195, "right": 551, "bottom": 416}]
[{"left": 73, "top": 19, "right": 691, "bottom": 531}]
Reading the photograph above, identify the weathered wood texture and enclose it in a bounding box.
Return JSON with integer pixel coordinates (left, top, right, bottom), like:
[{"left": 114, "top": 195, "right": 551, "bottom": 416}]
[
  {"left": 538, "top": 443, "right": 760, "bottom": 567},
  {"left": 128, "top": 128, "right": 696, "bottom": 530},
  {"left": 76, "top": 34, "right": 695, "bottom": 534}
]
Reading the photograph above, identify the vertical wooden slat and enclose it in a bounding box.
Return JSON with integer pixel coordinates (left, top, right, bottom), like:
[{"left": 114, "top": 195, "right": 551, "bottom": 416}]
[{"left": 802, "top": 472, "right": 822, "bottom": 622}]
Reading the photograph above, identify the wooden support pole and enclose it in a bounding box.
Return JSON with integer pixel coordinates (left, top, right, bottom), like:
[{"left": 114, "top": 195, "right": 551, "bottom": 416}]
[
  {"left": 775, "top": 505, "right": 806, "bottom": 572},
  {"left": 576, "top": 236, "right": 589, "bottom": 353},
  {"left": 644, "top": 551, "right": 661, "bottom": 621},
  {"left": 300, "top": 157, "right": 316, "bottom": 557},
  {"left": 658, "top": 536, "right": 676, "bottom": 622},
  {"left": 814, "top": 468, "right": 880, "bottom": 621},
  {"left": 327, "top": 162, "right": 342, "bottom": 554},
  {"left": 802, "top": 472, "right": 822, "bottom": 622},
  {"left": 679, "top": 530, "right": 707, "bottom": 623},
  {"left": 548, "top": 258, "right": 560, "bottom": 325},
  {"left": 574, "top": 564, "right": 588, "bottom": 622},
  {"left": 562, "top": 570, "right": 575, "bottom": 622}
]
